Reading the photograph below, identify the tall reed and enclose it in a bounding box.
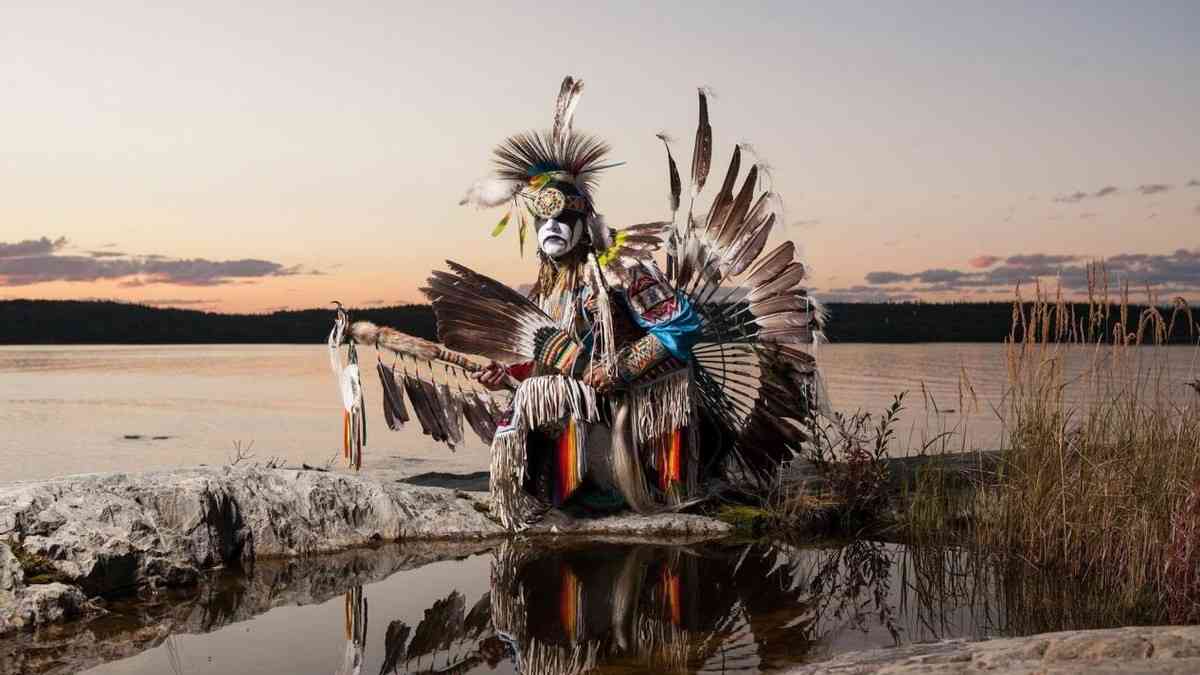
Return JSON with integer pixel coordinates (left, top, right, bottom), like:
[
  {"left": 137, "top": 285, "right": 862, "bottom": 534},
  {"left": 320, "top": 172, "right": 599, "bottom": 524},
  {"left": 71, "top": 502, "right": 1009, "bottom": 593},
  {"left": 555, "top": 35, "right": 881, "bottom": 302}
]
[{"left": 984, "top": 265, "right": 1200, "bottom": 620}]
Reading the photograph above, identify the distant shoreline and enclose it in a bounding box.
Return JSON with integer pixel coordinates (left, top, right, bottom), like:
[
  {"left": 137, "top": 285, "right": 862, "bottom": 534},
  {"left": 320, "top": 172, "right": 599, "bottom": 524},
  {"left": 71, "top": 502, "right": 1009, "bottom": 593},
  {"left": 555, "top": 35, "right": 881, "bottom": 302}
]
[{"left": 2, "top": 298, "right": 1195, "bottom": 345}]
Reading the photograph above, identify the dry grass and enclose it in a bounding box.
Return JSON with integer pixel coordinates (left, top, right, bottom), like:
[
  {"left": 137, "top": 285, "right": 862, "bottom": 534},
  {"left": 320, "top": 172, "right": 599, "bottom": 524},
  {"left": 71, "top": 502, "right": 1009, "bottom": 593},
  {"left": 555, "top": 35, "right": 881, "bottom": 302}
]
[{"left": 981, "top": 265, "right": 1200, "bottom": 620}]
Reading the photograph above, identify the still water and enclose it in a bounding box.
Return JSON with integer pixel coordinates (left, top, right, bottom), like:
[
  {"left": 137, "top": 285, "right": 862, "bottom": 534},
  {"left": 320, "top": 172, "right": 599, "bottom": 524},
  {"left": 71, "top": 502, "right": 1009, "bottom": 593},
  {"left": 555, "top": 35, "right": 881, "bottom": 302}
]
[
  {"left": 2, "top": 343, "right": 1198, "bottom": 482},
  {"left": 0, "top": 538, "right": 1009, "bottom": 675}
]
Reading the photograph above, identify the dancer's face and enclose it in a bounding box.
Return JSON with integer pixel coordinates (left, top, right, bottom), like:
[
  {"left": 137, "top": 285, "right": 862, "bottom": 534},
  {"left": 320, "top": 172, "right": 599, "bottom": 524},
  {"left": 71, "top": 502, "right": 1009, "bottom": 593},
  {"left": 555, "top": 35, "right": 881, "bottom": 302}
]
[{"left": 536, "top": 215, "right": 583, "bottom": 258}]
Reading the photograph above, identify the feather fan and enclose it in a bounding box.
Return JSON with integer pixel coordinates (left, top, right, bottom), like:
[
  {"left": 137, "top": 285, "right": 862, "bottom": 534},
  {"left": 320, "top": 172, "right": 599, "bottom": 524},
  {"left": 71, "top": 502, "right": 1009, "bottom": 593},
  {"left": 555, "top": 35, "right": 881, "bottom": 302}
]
[{"left": 422, "top": 260, "right": 558, "bottom": 365}]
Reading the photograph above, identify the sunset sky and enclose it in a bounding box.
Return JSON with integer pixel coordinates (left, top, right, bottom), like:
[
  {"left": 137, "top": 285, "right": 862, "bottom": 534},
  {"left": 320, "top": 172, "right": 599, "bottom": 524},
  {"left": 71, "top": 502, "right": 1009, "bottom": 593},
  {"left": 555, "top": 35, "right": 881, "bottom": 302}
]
[{"left": 3, "top": 1, "right": 1199, "bottom": 312}]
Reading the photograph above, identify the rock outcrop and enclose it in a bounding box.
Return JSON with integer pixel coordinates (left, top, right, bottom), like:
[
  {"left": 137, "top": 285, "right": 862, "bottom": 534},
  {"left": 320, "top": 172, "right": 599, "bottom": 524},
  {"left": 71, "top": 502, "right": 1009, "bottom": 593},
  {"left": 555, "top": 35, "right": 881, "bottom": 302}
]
[
  {"left": 786, "top": 624, "right": 1200, "bottom": 674},
  {"left": 0, "top": 465, "right": 729, "bottom": 636}
]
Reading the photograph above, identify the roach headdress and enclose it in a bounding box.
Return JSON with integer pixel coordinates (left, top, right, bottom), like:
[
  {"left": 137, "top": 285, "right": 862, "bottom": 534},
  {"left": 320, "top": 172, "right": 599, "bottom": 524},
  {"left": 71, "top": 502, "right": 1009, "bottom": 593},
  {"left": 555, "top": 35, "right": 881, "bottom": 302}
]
[{"left": 458, "top": 76, "right": 621, "bottom": 254}]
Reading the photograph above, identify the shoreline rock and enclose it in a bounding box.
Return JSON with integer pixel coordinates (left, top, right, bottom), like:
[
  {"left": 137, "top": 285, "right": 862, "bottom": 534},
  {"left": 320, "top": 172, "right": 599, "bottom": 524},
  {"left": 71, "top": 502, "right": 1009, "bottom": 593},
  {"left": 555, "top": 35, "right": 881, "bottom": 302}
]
[
  {"left": 785, "top": 624, "right": 1200, "bottom": 674},
  {"left": 0, "top": 465, "right": 729, "bottom": 636}
]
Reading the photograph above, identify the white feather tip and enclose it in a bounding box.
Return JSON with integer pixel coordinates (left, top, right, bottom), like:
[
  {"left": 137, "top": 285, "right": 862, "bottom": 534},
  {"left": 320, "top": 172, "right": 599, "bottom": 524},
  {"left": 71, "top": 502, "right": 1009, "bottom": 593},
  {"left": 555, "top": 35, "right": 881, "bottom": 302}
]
[{"left": 459, "top": 177, "right": 522, "bottom": 209}]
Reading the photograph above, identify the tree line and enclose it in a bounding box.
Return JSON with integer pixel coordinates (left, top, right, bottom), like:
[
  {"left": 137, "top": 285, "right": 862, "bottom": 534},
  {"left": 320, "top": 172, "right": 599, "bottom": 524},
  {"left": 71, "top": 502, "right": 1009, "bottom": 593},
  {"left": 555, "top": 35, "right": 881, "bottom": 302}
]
[{"left": 0, "top": 299, "right": 1194, "bottom": 344}]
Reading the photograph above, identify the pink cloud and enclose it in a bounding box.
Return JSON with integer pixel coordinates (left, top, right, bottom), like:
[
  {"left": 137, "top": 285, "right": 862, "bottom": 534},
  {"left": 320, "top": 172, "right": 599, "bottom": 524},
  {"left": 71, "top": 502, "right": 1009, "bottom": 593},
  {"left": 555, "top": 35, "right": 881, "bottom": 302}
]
[{"left": 968, "top": 255, "right": 1001, "bottom": 269}]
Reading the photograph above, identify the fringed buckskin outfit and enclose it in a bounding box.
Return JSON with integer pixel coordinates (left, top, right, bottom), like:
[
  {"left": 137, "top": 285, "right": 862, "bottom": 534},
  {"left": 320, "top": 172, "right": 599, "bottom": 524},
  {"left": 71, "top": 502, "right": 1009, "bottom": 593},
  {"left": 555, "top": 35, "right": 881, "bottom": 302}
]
[{"left": 338, "top": 76, "right": 830, "bottom": 531}]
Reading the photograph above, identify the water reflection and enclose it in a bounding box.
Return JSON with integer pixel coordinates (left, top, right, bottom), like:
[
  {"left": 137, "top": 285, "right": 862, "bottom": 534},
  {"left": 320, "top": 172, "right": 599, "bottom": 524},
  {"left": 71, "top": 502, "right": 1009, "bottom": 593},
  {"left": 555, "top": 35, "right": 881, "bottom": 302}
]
[
  {"left": 7, "top": 539, "right": 1025, "bottom": 675},
  {"left": 358, "top": 540, "right": 923, "bottom": 674}
]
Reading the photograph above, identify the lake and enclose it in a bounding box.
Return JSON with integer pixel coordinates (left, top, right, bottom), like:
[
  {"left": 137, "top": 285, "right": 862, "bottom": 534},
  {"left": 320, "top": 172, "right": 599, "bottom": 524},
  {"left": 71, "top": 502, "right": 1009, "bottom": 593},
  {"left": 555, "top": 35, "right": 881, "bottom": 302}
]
[{"left": 2, "top": 343, "right": 1197, "bottom": 482}]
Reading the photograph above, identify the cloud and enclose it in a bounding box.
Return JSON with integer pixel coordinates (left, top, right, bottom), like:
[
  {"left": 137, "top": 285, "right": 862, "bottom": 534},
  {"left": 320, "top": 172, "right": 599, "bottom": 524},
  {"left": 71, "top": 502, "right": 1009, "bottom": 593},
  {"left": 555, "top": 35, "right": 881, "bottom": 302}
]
[
  {"left": 817, "top": 285, "right": 918, "bottom": 303},
  {"left": 140, "top": 298, "right": 220, "bottom": 307},
  {"left": 0, "top": 235, "right": 310, "bottom": 287},
  {"left": 969, "top": 255, "right": 1001, "bottom": 269},
  {"left": 361, "top": 299, "right": 387, "bottom": 307},
  {"left": 87, "top": 250, "right": 126, "bottom": 258},
  {"left": 790, "top": 219, "right": 821, "bottom": 228},
  {"left": 1048, "top": 182, "right": 1177, "bottom": 202},
  {"left": 0, "top": 236, "right": 67, "bottom": 259},
  {"left": 864, "top": 271, "right": 911, "bottom": 284},
  {"left": 864, "top": 268, "right": 969, "bottom": 285},
  {"left": 859, "top": 248, "right": 1200, "bottom": 298},
  {"left": 1006, "top": 253, "right": 1079, "bottom": 267},
  {"left": 1053, "top": 191, "right": 1088, "bottom": 204}
]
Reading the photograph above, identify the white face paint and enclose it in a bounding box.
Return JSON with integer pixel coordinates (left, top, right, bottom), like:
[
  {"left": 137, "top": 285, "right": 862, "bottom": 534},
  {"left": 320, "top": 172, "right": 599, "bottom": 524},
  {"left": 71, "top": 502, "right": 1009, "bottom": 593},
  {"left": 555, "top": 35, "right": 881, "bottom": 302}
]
[{"left": 536, "top": 217, "right": 582, "bottom": 258}]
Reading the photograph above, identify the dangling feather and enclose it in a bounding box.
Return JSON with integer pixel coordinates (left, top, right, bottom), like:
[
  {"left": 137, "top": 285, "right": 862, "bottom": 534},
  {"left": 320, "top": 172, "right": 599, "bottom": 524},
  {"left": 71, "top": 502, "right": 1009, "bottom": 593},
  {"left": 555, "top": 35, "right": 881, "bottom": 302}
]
[
  {"left": 491, "top": 211, "right": 511, "bottom": 238},
  {"left": 376, "top": 361, "right": 409, "bottom": 431},
  {"left": 517, "top": 208, "right": 528, "bottom": 257},
  {"left": 587, "top": 213, "right": 613, "bottom": 253},
  {"left": 690, "top": 88, "right": 713, "bottom": 198},
  {"left": 552, "top": 76, "right": 585, "bottom": 144},
  {"left": 656, "top": 132, "right": 682, "bottom": 214},
  {"left": 418, "top": 377, "right": 451, "bottom": 445},
  {"left": 462, "top": 393, "right": 498, "bottom": 444},
  {"left": 459, "top": 177, "right": 522, "bottom": 209},
  {"left": 436, "top": 382, "right": 464, "bottom": 448},
  {"left": 402, "top": 373, "right": 443, "bottom": 443}
]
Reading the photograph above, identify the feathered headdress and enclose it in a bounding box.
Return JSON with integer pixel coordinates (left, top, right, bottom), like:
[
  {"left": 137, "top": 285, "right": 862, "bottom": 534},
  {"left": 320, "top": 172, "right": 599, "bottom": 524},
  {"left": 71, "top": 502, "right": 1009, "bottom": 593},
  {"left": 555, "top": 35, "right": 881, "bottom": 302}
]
[{"left": 459, "top": 76, "right": 621, "bottom": 254}]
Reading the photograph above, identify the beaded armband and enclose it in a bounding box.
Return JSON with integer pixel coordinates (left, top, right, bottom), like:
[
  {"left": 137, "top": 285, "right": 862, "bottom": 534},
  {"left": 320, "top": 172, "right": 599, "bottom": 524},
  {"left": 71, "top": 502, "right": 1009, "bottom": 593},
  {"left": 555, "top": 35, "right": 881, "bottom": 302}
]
[{"left": 615, "top": 333, "right": 671, "bottom": 384}]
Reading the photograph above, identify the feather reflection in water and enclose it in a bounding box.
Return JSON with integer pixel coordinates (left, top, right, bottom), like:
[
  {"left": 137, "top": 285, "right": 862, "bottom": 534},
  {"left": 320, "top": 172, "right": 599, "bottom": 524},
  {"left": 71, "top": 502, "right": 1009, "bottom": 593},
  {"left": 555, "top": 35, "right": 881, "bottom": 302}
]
[
  {"left": 337, "top": 585, "right": 368, "bottom": 675},
  {"left": 368, "top": 540, "right": 920, "bottom": 674},
  {"left": 378, "top": 589, "right": 493, "bottom": 674}
]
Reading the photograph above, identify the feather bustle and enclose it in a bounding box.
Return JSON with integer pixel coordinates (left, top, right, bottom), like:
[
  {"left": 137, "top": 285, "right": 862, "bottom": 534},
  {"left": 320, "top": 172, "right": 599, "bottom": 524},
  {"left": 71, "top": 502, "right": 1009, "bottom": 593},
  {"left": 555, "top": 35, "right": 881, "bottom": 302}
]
[{"left": 656, "top": 133, "right": 682, "bottom": 214}]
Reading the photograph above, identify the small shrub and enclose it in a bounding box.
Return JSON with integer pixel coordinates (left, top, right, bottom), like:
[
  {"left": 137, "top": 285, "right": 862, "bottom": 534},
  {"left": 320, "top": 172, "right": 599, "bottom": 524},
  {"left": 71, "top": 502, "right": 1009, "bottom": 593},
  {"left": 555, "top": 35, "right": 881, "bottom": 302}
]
[{"left": 802, "top": 392, "right": 905, "bottom": 525}]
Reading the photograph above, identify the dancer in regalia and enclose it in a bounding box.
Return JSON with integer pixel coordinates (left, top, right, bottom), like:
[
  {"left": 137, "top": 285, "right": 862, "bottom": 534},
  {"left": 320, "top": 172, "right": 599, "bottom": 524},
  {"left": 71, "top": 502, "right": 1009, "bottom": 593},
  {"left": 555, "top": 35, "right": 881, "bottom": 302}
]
[{"left": 336, "top": 75, "right": 828, "bottom": 530}]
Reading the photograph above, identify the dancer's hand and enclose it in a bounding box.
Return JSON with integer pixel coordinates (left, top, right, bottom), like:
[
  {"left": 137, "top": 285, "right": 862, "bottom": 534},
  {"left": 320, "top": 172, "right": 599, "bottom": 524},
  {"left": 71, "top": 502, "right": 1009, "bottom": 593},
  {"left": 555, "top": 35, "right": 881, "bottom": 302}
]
[
  {"left": 583, "top": 364, "right": 615, "bottom": 392},
  {"left": 475, "top": 362, "right": 509, "bottom": 391}
]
